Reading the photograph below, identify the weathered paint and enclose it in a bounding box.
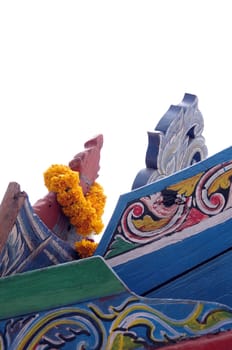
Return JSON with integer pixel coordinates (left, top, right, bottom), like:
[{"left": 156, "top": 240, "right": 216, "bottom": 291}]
[
  {"left": 0, "top": 262, "right": 232, "bottom": 349},
  {"left": 0, "top": 94, "right": 231, "bottom": 348},
  {"left": 132, "top": 93, "right": 208, "bottom": 188},
  {"left": 161, "top": 330, "right": 232, "bottom": 350},
  {"left": 96, "top": 147, "right": 232, "bottom": 306},
  {"left": 0, "top": 257, "right": 126, "bottom": 320}
]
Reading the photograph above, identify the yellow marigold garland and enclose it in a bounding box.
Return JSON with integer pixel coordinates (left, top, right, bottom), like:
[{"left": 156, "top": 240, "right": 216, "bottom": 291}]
[
  {"left": 75, "top": 238, "right": 98, "bottom": 258},
  {"left": 44, "top": 164, "right": 106, "bottom": 257}
]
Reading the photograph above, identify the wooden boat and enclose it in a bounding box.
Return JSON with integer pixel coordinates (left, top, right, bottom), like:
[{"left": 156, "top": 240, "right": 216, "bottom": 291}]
[{"left": 0, "top": 93, "right": 232, "bottom": 349}]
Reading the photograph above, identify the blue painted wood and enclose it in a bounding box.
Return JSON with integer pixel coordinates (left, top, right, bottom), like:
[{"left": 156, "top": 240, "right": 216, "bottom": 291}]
[
  {"left": 145, "top": 249, "right": 232, "bottom": 307},
  {"left": 96, "top": 146, "right": 232, "bottom": 257},
  {"left": 96, "top": 146, "right": 232, "bottom": 305},
  {"left": 0, "top": 196, "right": 78, "bottom": 276},
  {"left": 132, "top": 93, "right": 208, "bottom": 189},
  {"left": 112, "top": 216, "right": 232, "bottom": 299},
  {"left": 0, "top": 257, "right": 232, "bottom": 349},
  {"left": 0, "top": 93, "right": 232, "bottom": 348}
]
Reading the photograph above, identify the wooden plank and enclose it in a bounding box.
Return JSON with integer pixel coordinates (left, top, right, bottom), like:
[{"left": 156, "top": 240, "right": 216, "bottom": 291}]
[
  {"left": 113, "top": 216, "right": 232, "bottom": 297},
  {"left": 0, "top": 182, "right": 26, "bottom": 253},
  {"left": 0, "top": 256, "right": 126, "bottom": 320},
  {"left": 145, "top": 247, "right": 232, "bottom": 307},
  {"left": 1, "top": 280, "right": 232, "bottom": 349},
  {"left": 96, "top": 146, "right": 232, "bottom": 299}
]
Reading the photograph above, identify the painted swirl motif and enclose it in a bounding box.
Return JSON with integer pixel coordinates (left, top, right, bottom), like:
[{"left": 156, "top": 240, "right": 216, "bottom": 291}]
[
  {"left": 120, "top": 161, "right": 232, "bottom": 244},
  {"left": 120, "top": 195, "right": 191, "bottom": 244},
  {"left": 195, "top": 161, "right": 232, "bottom": 215},
  {"left": 1, "top": 295, "right": 232, "bottom": 349},
  {"left": 90, "top": 296, "right": 232, "bottom": 349},
  {"left": 3, "top": 308, "right": 106, "bottom": 350}
]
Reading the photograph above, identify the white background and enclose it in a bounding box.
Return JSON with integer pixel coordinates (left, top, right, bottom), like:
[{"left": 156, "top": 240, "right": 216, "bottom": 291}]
[{"left": 1, "top": 1, "right": 232, "bottom": 232}]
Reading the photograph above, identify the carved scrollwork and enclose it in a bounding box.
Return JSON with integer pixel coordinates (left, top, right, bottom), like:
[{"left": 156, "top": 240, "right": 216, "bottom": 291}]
[
  {"left": 121, "top": 161, "right": 232, "bottom": 246},
  {"left": 132, "top": 93, "right": 208, "bottom": 188}
]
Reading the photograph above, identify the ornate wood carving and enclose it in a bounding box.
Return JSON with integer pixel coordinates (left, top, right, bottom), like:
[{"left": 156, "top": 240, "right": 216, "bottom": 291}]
[{"left": 132, "top": 93, "right": 208, "bottom": 188}]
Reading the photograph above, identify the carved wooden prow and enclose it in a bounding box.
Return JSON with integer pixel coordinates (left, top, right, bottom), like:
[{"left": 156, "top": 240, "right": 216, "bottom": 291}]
[{"left": 0, "top": 182, "right": 26, "bottom": 253}]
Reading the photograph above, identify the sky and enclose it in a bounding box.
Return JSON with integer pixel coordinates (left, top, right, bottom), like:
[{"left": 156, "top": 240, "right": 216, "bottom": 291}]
[{"left": 1, "top": 1, "right": 232, "bottom": 232}]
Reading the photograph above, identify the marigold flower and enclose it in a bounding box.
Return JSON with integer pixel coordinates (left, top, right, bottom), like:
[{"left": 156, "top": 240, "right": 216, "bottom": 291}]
[
  {"left": 43, "top": 164, "right": 106, "bottom": 245},
  {"left": 75, "top": 239, "right": 98, "bottom": 258}
]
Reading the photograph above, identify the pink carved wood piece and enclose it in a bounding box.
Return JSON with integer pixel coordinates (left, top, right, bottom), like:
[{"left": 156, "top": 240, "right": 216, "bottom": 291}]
[{"left": 33, "top": 134, "right": 103, "bottom": 233}]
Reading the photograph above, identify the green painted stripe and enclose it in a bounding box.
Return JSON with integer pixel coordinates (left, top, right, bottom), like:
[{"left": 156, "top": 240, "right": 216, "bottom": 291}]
[{"left": 0, "top": 256, "right": 127, "bottom": 320}]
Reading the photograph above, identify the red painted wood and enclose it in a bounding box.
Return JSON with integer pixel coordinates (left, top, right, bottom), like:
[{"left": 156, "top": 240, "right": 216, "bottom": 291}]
[
  {"left": 69, "top": 134, "right": 103, "bottom": 194},
  {"left": 160, "top": 331, "right": 232, "bottom": 350}
]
